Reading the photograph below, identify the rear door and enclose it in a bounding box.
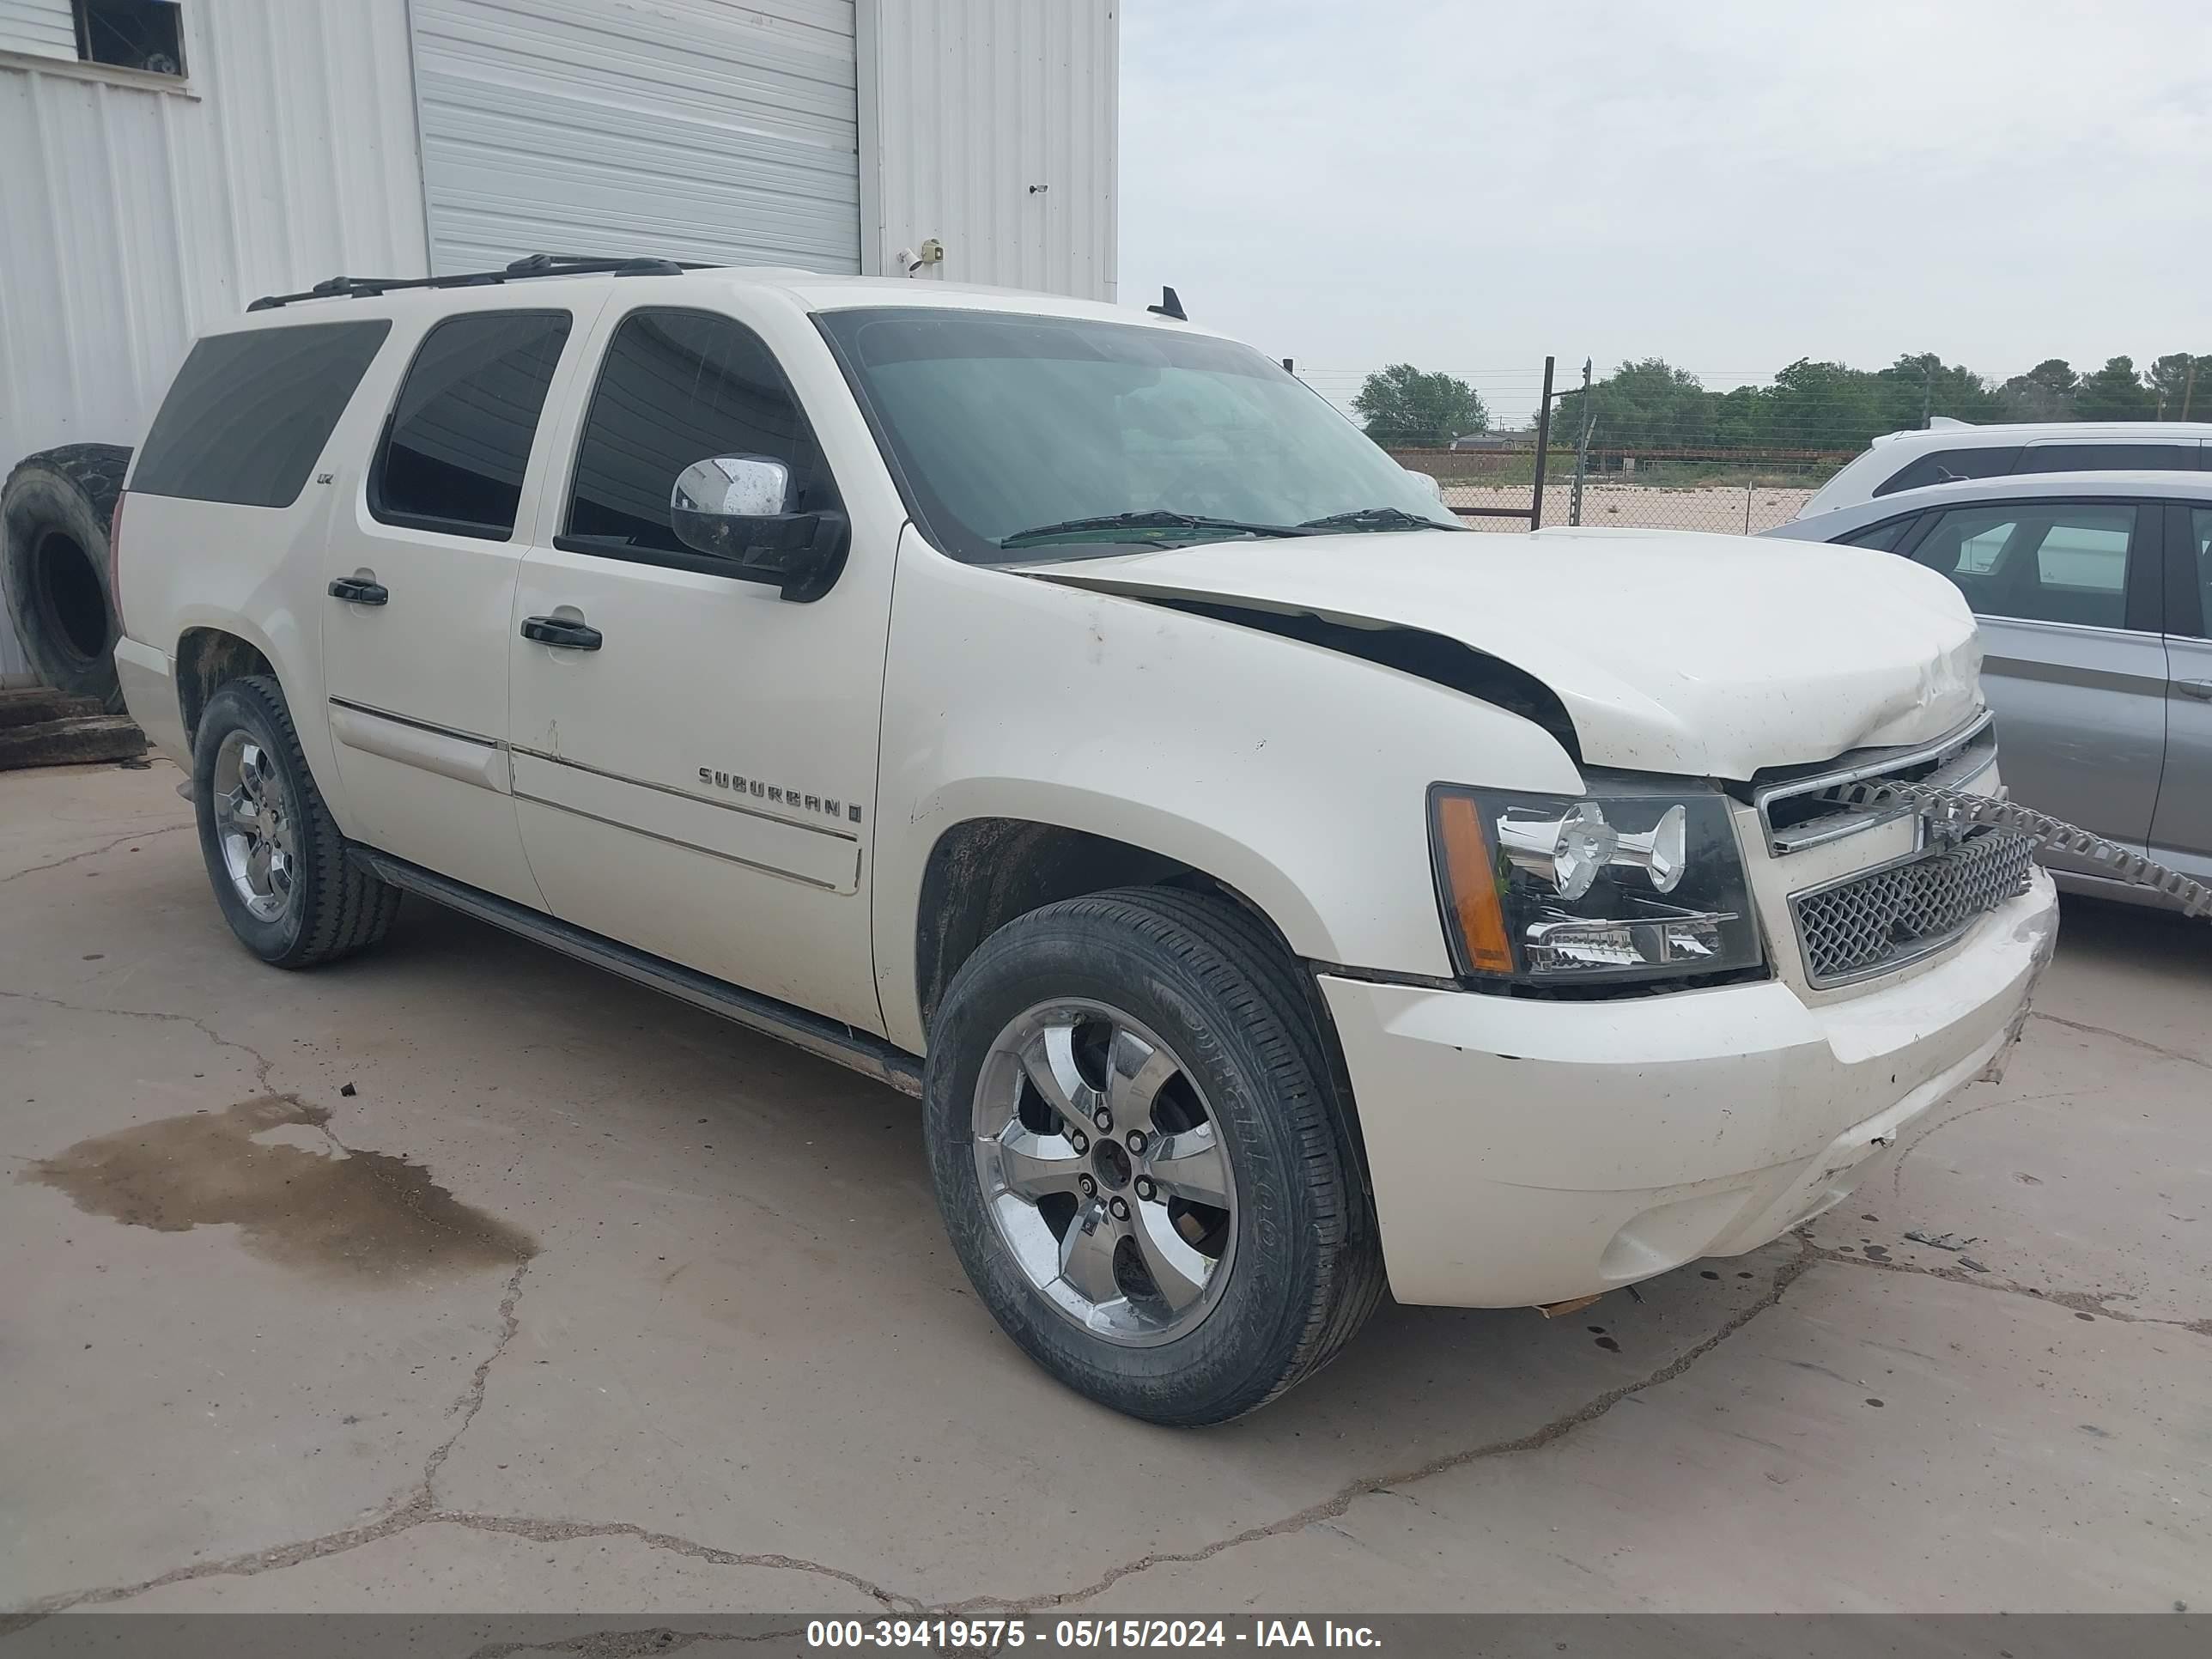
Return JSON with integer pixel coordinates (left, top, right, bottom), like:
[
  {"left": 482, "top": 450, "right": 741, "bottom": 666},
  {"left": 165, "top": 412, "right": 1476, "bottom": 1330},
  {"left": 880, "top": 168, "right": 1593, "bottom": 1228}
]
[
  {"left": 1900, "top": 498, "right": 2167, "bottom": 878},
  {"left": 321, "top": 306, "right": 587, "bottom": 908},
  {"left": 2150, "top": 504, "right": 2212, "bottom": 884}
]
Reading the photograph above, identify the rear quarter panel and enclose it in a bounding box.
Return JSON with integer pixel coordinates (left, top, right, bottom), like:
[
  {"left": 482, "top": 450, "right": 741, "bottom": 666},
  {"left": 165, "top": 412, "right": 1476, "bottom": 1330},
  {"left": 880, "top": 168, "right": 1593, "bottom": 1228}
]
[{"left": 121, "top": 320, "right": 415, "bottom": 833}]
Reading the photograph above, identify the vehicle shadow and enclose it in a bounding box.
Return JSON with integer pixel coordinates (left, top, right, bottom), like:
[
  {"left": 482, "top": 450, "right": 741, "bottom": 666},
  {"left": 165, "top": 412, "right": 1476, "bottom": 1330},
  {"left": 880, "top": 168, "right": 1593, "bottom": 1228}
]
[{"left": 349, "top": 899, "right": 1798, "bottom": 1470}]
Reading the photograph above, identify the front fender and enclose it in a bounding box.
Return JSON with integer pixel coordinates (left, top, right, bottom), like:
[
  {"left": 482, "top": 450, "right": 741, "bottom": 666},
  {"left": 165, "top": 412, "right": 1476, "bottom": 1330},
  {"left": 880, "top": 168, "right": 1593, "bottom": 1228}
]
[{"left": 871, "top": 532, "right": 1583, "bottom": 1051}]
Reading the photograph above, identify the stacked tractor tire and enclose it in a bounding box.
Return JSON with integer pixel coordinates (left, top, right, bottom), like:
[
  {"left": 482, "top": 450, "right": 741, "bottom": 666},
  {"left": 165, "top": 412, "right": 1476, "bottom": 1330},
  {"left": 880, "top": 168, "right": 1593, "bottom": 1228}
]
[{"left": 0, "top": 445, "right": 146, "bottom": 769}]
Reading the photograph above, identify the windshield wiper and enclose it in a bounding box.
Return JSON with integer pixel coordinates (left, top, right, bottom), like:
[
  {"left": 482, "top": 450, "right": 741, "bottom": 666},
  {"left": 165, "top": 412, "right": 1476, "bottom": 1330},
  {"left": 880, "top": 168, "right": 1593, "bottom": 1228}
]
[
  {"left": 998, "top": 509, "right": 1312, "bottom": 550},
  {"left": 1297, "top": 506, "right": 1456, "bottom": 532}
]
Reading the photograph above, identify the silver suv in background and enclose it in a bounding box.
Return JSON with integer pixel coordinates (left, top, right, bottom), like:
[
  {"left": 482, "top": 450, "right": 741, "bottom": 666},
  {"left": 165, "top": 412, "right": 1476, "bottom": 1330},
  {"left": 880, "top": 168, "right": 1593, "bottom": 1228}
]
[
  {"left": 1766, "top": 471, "right": 2212, "bottom": 907},
  {"left": 1796, "top": 421, "right": 2212, "bottom": 519}
]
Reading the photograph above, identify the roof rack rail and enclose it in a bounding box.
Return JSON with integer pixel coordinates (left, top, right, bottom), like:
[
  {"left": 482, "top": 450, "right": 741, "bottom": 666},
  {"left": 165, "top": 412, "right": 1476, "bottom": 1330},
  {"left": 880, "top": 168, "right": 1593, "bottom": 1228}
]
[{"left": 246, "top": 252, "right": 713, "bottom": 311}]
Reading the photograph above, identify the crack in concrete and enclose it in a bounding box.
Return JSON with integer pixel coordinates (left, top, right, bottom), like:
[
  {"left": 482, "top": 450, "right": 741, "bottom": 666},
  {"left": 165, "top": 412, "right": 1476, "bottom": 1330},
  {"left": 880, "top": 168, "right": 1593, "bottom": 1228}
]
[
  {"left": 1887, "top": 1094, "right": 2014, "bottom": 1195},
  {"left": 13, "top": 1249, "right": 1814, "bottom": 1620},
  {"left": 11, "top": 1510, "right": 920, "bottom": 1620},
  {"left": 465, "top": 1626, "right": 807, "bottom": 1659},
  {"left": 936, "top": 1243, "right": 1821, "bottom": 1614},
  {"left": 424, "top": 1261, "right": 532, "bottom": 1503},
  {"left": 9, "top": 1244, "right": 915, "bottom": 1621},
  {"left": 0, "top": 987, "right": 276, "bottom": 1091},
  {"left": 2029, "top": 1011, "right": 2210, "bottom": 1073},
  {"left": 0, "top": 820, "right": 191, "bottom": 885},
  {"left": 426, "top": 1516, "right": 915, "bottom": 1613},
  {"left": 1802, "top": 1239, "right": 2209, "bottom": 1334}
]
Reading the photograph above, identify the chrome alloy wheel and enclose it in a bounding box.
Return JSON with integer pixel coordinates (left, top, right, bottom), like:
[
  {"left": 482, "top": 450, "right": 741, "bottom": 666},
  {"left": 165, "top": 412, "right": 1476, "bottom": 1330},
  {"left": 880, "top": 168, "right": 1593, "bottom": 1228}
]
[
  {"left": 212, "top": 731, "right": 297, "bottom": 922},
  {"left": 972, "top": 1000, "right": 1237, "bottom": 1346}
]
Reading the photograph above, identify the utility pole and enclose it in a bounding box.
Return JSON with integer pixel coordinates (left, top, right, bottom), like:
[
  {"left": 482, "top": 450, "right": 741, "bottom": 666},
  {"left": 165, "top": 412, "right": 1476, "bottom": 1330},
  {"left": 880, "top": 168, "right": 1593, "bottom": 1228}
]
[
  {"left": 1570, "top": 357, "right": 1594, "bottom": 528},
  {"left": 2184, "top": 361, "right": 2197, "bottom": 422},
  {"left": 1530, "top": 356, "right": 1556, "bottom": 531},
  {"left": 1921, "top": 360, "right": 1933, "bottom": 428}
]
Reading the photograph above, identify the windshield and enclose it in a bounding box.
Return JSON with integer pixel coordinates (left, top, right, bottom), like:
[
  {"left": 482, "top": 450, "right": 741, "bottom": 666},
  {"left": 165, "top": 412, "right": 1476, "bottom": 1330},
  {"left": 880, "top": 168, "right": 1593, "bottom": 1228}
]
[{"left": 816, "top": 307, "right": 1461, "bottom": 562}]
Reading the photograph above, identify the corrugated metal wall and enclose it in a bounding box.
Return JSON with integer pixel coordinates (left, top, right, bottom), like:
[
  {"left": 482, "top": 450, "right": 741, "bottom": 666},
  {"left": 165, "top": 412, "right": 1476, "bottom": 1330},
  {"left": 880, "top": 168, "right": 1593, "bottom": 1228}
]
[
  {"left": 0, "top": 0, "right": 428, "bottom": 678},
  {"left": 0, "top": 0, "right": 76, "bottom": 59},
  {"left": 857, "top": 0, "right": 1116, "bottom": 301},
  {"left": 409, "top": 0, "right": 863, "bottom": 275},
  {"left": 2, "top": 0, "right": 1118, "bottom": 681}
]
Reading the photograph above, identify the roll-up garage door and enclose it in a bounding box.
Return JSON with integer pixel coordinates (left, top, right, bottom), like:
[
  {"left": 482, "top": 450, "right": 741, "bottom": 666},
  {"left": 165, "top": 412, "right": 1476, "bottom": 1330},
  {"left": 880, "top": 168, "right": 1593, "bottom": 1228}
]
[{"left": 407, "top": 0, "right": 860, "bottom": 275}]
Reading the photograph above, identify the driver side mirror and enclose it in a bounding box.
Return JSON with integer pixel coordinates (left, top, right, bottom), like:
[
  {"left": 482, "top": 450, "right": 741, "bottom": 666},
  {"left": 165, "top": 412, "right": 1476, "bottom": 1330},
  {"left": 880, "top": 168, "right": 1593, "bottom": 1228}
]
[
  {"left": 1403, "top": 468, "right": 1444, "bottom": 503},
  {"left": 671, "top": 456, "right": 850, "bottom": 603}
]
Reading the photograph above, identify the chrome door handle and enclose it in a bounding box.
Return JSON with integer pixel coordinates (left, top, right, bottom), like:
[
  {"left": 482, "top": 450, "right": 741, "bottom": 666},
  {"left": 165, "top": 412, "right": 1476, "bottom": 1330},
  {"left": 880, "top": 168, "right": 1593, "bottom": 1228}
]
[{"left": 2178, "top": 679, "right": 2212, "bottom": 701}]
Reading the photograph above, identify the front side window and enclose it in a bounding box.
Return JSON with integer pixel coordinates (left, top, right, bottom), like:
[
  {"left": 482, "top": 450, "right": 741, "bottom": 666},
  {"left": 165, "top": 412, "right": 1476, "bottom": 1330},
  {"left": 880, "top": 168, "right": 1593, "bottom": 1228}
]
[
  {"left": 1840, "top": 517, "right": 1916, "bottom": 551},
  {"left": 371, "top": 310, "right": 571, "bottom": 540},
  {"left": 1909, "top": 502, "right": 2136, "bottom": 629},
  {"left": 1872, "top": 447, "right": 2021, "bottom": 498},
  {"left": 2191, "top": 508, "right": 2212, "bottom": 635},
  {"left": 564, "top": 310, "right": 837, "bottom": 558},
  {"left": 133, "top": 319, "right": 392, "bottom": 508},
  {"left": 817, "top": 307, "right": 1459, "bottom": 563}
]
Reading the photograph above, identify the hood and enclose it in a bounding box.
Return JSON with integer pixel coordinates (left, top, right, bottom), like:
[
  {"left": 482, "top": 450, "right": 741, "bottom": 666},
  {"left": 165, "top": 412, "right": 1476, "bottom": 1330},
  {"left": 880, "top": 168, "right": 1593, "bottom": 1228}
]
[{"left": 1018, "top": 526, "right": 1982, "bottom": 780}]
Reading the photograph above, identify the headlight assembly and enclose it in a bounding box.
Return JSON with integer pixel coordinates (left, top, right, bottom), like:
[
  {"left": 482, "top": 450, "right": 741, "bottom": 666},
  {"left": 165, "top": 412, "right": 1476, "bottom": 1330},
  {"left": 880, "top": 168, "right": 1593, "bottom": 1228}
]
[{"left": 1429, "top": 778, "right": 1765, "bottom": 988}]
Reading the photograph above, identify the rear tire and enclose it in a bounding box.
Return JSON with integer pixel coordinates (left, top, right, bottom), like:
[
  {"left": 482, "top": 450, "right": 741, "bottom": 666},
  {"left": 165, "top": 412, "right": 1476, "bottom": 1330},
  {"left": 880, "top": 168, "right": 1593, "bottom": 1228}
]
[
  {"left": 924, "top": 886, "right": 1383, "bottom": 1425},
  {"left": 2, "top": 444, "right": 131, "bottom": 711},
  {"left": 191, "top": 676, "right": 399, "bottom": 968}
]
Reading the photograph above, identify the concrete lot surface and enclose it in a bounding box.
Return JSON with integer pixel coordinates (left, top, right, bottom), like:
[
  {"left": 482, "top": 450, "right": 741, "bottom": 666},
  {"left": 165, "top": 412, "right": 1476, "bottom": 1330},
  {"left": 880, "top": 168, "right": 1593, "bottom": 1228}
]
[{"left": 3, "top": 761, "right": 2206, "bottom": 1615}]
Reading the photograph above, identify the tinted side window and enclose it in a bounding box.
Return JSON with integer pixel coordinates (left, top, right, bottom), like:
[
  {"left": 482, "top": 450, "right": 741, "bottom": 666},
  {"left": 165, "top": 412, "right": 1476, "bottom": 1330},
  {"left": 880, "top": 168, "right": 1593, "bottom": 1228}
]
[
  {"left": 371, "top": 312, "right": 571, "bottom": 540},
  {"left": 1909, "top": 502, "right": 2135, "bottom": 629},
  {"left": 1840, "top": 517, "right": 1916, "bottom": 551},
  {"left": 1872, "top": 447, "right": 2022, "bottom": 497},
  {"left": 2014, "top": 442, "right": 2199, "bottom": 474},
  {"left": 133, "top": 321, "right": 392, "bottom": 507},
  {"left": 2191, "top": 509, "right": 2212, "bottom": 637},
  {"left": 564, "top": 310, "right": 837, "bottom": 557}
]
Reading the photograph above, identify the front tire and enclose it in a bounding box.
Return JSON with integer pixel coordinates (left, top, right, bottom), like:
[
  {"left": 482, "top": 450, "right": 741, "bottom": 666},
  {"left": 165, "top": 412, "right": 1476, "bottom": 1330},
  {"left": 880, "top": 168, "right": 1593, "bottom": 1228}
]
[
  {"left": 191, "top": 676, "right": 399, "bottom": 968},
  {"left": 924, "top": 887, "right": 1383, "bottom": 1425}
]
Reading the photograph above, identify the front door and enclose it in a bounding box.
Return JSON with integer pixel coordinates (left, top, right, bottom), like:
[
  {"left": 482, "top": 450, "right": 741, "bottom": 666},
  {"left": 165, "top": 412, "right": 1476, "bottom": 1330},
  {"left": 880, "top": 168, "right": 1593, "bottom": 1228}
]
[
  {"left": 506, "top": 300, "right": 896, "bottom": 1031},
  {"left": 1901, "top": 498, "right": 2168, "bottom": 880},
  {"left": 322, "top": 306, "right": 587, "bottom": 908}
]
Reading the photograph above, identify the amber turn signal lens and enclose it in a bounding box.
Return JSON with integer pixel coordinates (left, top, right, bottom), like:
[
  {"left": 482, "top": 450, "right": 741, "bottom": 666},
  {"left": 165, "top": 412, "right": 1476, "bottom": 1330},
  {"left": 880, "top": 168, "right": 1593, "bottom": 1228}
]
[{"left": 1434, "top": 792, "right": 1515, "bottom": 975}]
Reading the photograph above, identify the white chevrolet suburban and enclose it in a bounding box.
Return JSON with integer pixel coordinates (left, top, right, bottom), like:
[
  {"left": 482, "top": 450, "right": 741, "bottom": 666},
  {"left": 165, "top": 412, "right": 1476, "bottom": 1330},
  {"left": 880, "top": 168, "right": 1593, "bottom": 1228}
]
[{"left": 112, "top": 256, "right": 2057, "bottom": 1424}]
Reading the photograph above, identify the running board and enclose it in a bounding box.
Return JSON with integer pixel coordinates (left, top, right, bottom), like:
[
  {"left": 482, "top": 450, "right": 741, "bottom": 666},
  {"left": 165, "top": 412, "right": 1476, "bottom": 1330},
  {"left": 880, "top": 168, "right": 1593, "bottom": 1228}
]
[{"left": 350, "top": 848, "right": 924, "bottom": 1097}]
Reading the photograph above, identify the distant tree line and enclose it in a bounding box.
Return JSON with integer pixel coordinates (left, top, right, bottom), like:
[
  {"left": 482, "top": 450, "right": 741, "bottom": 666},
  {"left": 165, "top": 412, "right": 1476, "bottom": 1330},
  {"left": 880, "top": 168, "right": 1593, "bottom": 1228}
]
[{"left": 1352, "top": 351, "right": 2212, "bottom": 450}]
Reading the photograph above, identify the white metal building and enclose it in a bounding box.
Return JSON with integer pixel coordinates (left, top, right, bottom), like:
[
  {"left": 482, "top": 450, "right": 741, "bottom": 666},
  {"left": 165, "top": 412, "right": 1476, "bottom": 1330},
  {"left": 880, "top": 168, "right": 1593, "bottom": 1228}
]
[{"left": 0, "top": 0, "right": 1118, "bottom": 677}]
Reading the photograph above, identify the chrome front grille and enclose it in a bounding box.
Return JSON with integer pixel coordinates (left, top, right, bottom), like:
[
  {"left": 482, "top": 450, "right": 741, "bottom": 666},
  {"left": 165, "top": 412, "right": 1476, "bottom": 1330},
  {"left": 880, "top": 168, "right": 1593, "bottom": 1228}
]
[
  {"left": 1791, "top": 827, "right": 2037, "bottom": 988},
  {"left": 1753, "top": 710, "right": 1996, "bottom": 857}
]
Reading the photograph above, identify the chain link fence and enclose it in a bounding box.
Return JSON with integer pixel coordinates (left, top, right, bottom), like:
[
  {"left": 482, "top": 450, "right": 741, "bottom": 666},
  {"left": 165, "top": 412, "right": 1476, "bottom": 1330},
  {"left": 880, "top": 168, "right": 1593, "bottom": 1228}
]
[
  {"left": 1380, "top": 444, "right": 1850, "bottom": 534},
  {"left": 1297, "top": 361, "right": 1861, "bottom": 535}
]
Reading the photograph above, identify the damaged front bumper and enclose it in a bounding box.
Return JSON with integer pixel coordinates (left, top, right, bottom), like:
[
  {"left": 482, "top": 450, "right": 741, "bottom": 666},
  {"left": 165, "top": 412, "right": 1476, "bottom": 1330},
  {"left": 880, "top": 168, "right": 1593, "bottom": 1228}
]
[{"left": 1318, "top": 869, "right": 2058, "bottom": 1309}]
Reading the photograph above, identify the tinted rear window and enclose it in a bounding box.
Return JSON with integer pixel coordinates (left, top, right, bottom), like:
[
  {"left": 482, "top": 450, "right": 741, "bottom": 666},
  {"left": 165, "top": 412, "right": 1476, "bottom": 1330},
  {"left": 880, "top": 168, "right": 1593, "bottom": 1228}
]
[
  {"left": 371, "top": 311, "right": 570, "bottom": 539},
  {"left": 1871, "top": 447, "right": 2021, "bottom": 497},
  {"left": 132, "top": 320, "right": 392, "bottom": 507},
  {"left": 2013, "top": 442, "right": 2201, "bottom": 474}
]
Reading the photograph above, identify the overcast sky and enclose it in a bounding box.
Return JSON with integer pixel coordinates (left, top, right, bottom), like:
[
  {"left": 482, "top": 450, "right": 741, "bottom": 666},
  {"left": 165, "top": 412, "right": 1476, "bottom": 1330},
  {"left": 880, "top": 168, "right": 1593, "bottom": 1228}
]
[{"left": 1119, "top": 1, "right": 2212, "bottom": 422}]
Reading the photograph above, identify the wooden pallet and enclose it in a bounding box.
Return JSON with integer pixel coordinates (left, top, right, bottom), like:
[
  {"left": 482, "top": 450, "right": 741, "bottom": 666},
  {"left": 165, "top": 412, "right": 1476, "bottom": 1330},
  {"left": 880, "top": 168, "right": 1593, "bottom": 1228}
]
[{"left": 0, "top": 688, "right": 147, "bottom": 769}]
